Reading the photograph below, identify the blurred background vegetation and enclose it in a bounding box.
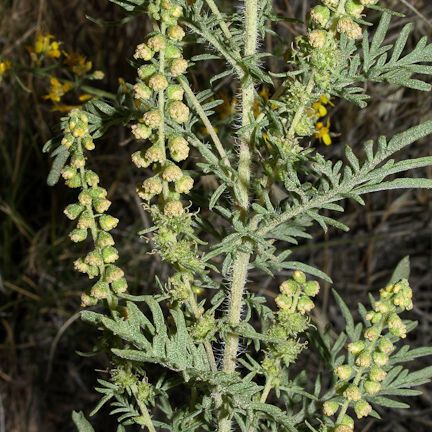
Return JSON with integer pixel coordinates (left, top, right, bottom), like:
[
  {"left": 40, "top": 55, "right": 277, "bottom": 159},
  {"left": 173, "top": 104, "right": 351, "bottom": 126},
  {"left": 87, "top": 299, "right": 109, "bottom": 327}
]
[{"left": 0, "top": 0, "right": 431, "bottom": 430}]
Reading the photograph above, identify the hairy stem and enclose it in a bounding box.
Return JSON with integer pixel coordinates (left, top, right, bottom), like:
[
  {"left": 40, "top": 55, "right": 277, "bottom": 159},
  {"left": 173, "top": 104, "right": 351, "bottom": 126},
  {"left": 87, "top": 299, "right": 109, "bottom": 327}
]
[{"left": 218, "top": 3, "right": 259, "bottom": 431}]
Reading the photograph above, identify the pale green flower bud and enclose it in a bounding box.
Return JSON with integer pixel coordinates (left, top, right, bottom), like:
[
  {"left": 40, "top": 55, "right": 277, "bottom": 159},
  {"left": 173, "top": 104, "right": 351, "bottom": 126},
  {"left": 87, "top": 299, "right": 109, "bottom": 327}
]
[
  {"left": 85, "top": 250, "right": 104, "bottom": 267},
  {"left": 102, "top": 246, "right": 119, "bottom": 263},
  {"left": 364, "top": 326, "right": 380, "bottom": 341},
  {"left": 168, "top": 25, "right": 185, "bottom": 41},
  {"left": 81, "top": 293, "right": 98, "bottom": 307},
  {"left": 337, "top": 17, "right": 363, "bottom": 40},
  {"left": 364, "top": 380, "right": 381, "bottom": 395},
  {"left": 64, "top": 203, "right": 84, "bottom": 220},
  {"left": 335, "top": 364, "right": 353, "bottom": 380},
  {"left": 145, "top": 145, "right": 166, "bottom": 163},
  {"left": 340, "top": 415, "right": 354, "bottom": 428},
  {"left": 373, "top": 351, "right": 389, "bottom": 367},
  {"left": 310, "top": 6, "right": 331, "bottom": 27},
  {"left": 148, "top": 73, "right": 168, "bottom": 91},
  {"left": 61, "top": 134, "right": 74, "bottom": 149},
  {"left": 66, "top": 174, "right": 82, "bottom": 188},
  {"left": 96, "top": 231, "right": 115, "bottom": 248},
  {"left": 138, "top": 64, "right": 157, "bottom": 80},
  {"left": 170, "top": 4, "right": 183, "bottom": 18},
  {"left": 166, "top": 84, "right": 184, "bottom": 101},
  {"left": 168, "top": 101, "right": 189, "bottom": 123},
  {"left": 137, "top": 381, "right": 153, "bottom": 403},
  {"left": 345, "top": 0, "right": 364, "bottom": 17},
  {"left": 105, "top": 265, "right": 124, "bottom": 283},
  {"left": 322, "top": 0, "right": 339, "bottom": 7},
  {"left": 61, "top": 165, "right": 76, "bottom": 180},
  {"left": 78, "top": 190, "right": 93, "bottom": 206},
  {"left": 168, "top": 136, "right": 189, "bottom": 161},
  {"left": 378, "top": 337, "right": 394, "bottom": 354},
  {"left": 143, "top": 110, "right": 162, "bottom": 129},
  {"left": 192, "top": 314, "right": 216, "bottom": 340},
  {"left": 148, "top": 34, "right": 166, "bottom": 52},
  {"left": 111, "top": 277, "right": 128, "bottom": 294},
  {"left": 131, "top": 123, "right": 152, "bottom": 140},
  {"left": 343, "top": 384, "right": 361, "bottom": 401},
  {"left": 170, "top": 58, "right": 188, "bottom": 76},
  {"left": 280, "top": 280, "right": 298, "bottom": 295},
  {"left": 175, "top": 175, "right": 194, "bottom": 194},
  {"left": 292, "top": 270, "right": 306, "bottom": 284},
  {"left": 74, "top": 258, "right": 89, "bottom": 274},
  {"left": 143, "top": 176, "right": 163, "bottom": 195},
  {"left": 369, "top": 365, "right": 386, "bottom": 382},
  {"left": 354, "top": 399, "right": 372, "bottom": 419},
  {"left": 163, "top": 165, "right": 183, "bottom": 182},
  {"left": 77, "top": 210, "right": 93, "bottom": 229},
  {"left": 304, "top": 280, "right": 320, "bottom": 297},
  {"left": 323, "top": 400, "right": 339, "bottom": 416},
  {"left": 360, "top": 0, "right": 378, "bottom": 5},
  {"left": 71, "top": 153, "right": 86, "bottom": 169},
  {"left": 355, "top": 351, "right": 372, "bottom": 367},
  {"left": 308, "top": 30, "right": 327, "bottom": 49},
  {"left": 89, "top": 186, "right": 107, "bottom": 199},
  {"left": 131, "top": 151, "right": 150, "bottom": 168},
  {"left": 91, "top": 281, "right": 110, "bottom": 300},
  {"left": 334, "top": 426, "right": 352, "bottom": 432},
  {"left": 93, "top": 198, "right": 111, "bottom": 214},
  {"left": 161, "top": 10, "right": 177, "bottom": 26},
  {"left": 348, "top": 340, "right": 366, "bottom": 355},
  {"left": 164, "top": 200, "right": 184, "bottom": 217},
  {"left": 134, "top": 43, "right": 153, "bottom": 61},
  {"left": 297, "top": 296, "right": 314, "bottom": 314},
  {"left": 83, "top": 137, "right": 95, "bottom": 151},
  {"left": 85, "top": 170, "right": 99, "bottom": 187},
  {"left": 275, "top": 294, "right": 292, "bottom": 310},
  {"left": 99, "top": 214, "right": 119, "bottom": 231},
  {"left": 134, "top": 82, "right": 153, "bottom": 100},
  {"left": 70, "top": 228, "right": 88, "bottom": 243},
  {"left": 388, "top": 313, "right": 407, "bottom": 338}
]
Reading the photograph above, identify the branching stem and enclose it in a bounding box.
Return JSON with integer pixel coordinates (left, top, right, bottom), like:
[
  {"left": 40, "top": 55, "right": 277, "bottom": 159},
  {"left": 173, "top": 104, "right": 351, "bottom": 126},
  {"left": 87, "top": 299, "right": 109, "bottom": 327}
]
[{"left": 218, "top": 1, "right": 259, "bottom": 431}]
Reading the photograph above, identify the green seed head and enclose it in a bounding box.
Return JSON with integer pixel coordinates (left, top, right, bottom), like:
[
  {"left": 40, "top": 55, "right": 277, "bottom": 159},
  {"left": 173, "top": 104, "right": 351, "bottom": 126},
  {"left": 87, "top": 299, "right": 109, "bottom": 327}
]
[
  {"left": 102, "top": 246, "right": 119, "bottom": 263},
  {"left": 335, "top": 364, "right": 353, "bottom": 381},
  {"left": 99, "top": 214, "right": 119, "bottom": 231},
  {"left": 175, "top": 175, "right": 194, "bottom": 194},
  {"left": 323, "top": 400, "right": 339, "bottom": 416},
  {"left": 111, "top": 277, "right": 128, "bottom": 294},
  {"left": 131, "top": 123, "right": 152, "bottom": 141},
  {"left": 170, "top": 58, "right": 188, "bottom": 76},
  {"left": 354, "top": 399, "right": 372, "bottom": 419},
  {"left": 168, "top": 101, "right": 190, "bottom": 123}
]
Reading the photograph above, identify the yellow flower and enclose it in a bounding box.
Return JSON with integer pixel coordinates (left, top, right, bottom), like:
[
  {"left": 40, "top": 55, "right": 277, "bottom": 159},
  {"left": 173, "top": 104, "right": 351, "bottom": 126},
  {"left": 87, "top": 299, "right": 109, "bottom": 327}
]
[
  {"left": 44, "top": 77, "right": 73, "bottom": 102},
  {"left": 0, "top": 60, "right": 11, "bottom": 76},
  {"left": 312, "top": 95, "right": 334, "bottom": 119},
  {"left": 64, "top": 52, "right": 92, "bottom": 76},
  {"left": 253, "top": 86, "right": 269, "bottom": 118},
  {"left": 315, "top": 119, "right": 332, "bottom": 146},
  {"left": 33, "top": 33, "right": 61, "bottom": 59},
  {"left": 79, "top": 94, "right": 93, "bottom": 102},
  {"left": 216, "top": 92, "right": 237, "bottom": 120}
]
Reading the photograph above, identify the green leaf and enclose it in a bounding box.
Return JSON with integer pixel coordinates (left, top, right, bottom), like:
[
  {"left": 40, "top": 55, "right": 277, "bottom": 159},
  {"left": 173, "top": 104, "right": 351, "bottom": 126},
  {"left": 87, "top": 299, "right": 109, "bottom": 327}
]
[
  {"left": 389, "top": 256, "right": 410, "bottom": 283},
  {"left": 283, "top": 261, "right": 332, "bottom": 283},
  {"left": 47, "top": 147, "right": 69, "bottom": 186},
  {"left": 332, "top": 290, "right": 355, "bottom": 340},
  {"left": 357, "top": 178, "right": 432, "bottom": 194},
  {"left": 72, "top": 411, "right": 95, "bottom": 432}
]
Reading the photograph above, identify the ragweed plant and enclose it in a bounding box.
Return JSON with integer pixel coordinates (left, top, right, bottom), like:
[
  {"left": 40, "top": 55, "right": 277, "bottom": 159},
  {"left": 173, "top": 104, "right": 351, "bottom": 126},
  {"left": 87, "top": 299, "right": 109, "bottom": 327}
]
[{"left": 44, "top": 0, "right": 432, "bottom": 431}]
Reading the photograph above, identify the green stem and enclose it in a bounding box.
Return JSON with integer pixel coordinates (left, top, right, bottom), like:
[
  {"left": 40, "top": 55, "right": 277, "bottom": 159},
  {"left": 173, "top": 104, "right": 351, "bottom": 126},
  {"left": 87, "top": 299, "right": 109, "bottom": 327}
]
[
  {"left": 218, "top": 3, "right": 259, "bottom": 430},
  {"left": 137, "top": 400, "right": 157, "bottom": 432},
  {"left": 204, "top": 0, "right": 233, "bottom": 40},
  {"left": 178, "top": 76, "right": 231, "bottom": 168},
  {"left": 237, "top": 0, "right": 258, "bottom": 211},
  {"left": 335, "top": 320, "right": 385, "bottom": 425}
]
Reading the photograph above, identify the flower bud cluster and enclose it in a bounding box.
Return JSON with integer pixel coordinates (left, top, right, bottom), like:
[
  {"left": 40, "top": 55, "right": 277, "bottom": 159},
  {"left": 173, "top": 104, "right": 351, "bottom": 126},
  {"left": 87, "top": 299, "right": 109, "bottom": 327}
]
[
  {"left": 323, "top": 278, "right": 413, "bottom": 429},
  {"left": 262, "top": 272, "right": 319, "bottom": 380},
  {"left": 60, "top": 109, "right": 127, "bottom": 306},
  {"left": 131, "top": 1, "right": 192, "bottom": 219}
]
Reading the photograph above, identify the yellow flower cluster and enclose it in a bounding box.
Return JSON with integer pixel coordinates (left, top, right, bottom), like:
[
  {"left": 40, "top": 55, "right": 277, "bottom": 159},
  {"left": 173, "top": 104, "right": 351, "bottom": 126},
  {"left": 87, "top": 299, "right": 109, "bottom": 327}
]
[
  {"left": 32, "top": 33, "right": 61, "bottom": 59},
  {"left": 312, "top": 95, "right": 334, "bottom": 146},
  {"left": 44, "top": 77, "right": 73, "bottom": 102}
]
